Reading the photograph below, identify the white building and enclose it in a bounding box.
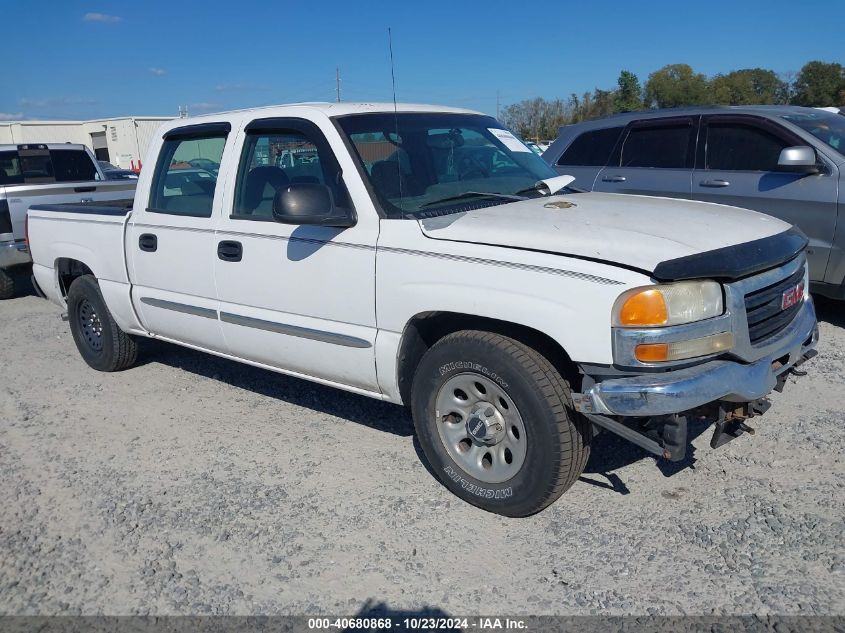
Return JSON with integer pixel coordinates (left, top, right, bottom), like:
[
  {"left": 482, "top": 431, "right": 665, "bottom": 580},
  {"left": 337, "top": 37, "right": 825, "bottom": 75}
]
[{"left": 0, "top": 116, "right": 174, "bottom": 170}]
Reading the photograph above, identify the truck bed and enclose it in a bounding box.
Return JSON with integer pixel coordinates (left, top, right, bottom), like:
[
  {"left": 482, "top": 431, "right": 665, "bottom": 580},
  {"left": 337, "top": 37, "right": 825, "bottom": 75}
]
[
  {"left": 29, "top": 198, "right": 134, "bottom": 216},
  {"left": 28, "top": 200, "right": 135, "bottom": 315}
]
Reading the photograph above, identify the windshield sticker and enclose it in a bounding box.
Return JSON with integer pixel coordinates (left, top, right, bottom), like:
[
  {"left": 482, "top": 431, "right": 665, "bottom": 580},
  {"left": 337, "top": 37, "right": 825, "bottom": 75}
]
[{"left": 488, "top": 128, "right": 532, "bottom": 153}]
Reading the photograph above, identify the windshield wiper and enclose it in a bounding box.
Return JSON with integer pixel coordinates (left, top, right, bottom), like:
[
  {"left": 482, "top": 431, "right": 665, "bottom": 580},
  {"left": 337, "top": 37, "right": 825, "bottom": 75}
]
[{"left": 418, "top": 191, "right": 526, "bottom": 210}]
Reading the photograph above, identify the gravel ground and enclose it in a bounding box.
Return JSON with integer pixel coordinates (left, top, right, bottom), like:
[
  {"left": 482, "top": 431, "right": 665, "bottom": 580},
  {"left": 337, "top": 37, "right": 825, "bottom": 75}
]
[{"left": 1, "top": 276, "right": 843, "bottom": 617}]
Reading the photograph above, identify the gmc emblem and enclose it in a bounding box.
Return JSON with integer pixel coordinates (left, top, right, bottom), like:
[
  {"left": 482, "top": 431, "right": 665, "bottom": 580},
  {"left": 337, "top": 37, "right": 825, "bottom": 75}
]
[{"left": 782, "top": 281, "right": 805, "bottom": 310}]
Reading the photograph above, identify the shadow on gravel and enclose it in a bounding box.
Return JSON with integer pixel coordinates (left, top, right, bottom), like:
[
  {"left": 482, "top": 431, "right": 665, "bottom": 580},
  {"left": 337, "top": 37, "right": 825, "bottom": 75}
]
[
  {"left": 136, "top": 338, "right": 415, "bottom": 437},
  {"left": 580, "top": 415, "right": 716, "bottom": 494},
  {"left": 344, "top": 600, "right": 458, "bottom": 632},
  {"left": 6, "top": 267, "right": 38, "bottom": 298},
  {"left": 814, "top": 295, "right": 845, "bottom": 328}
]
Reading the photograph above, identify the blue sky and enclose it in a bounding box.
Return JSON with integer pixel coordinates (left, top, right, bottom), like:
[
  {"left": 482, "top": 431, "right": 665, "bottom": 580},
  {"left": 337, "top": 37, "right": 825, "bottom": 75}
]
[{"left": 2, "top": 0, "right": 843, "bottom": 121}]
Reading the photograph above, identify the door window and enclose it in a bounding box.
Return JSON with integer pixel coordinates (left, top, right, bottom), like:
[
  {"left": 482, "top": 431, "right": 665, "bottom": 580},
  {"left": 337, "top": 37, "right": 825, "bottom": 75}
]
[
  {"left": 0, "top": 151, "right": 23, "bottom": 185},
  {"left": 705, "top": 121, "right": 791, "bottom": 171},
  {"left": 148, "top": 132, "right": 227, "bottom": 217},
  {"left": 619, "top": 122, "right": 693, "bottom": 168},
  {"left": 557, "top": 126, "right": 624, "bottom": 166},
  {"left": 49, "top": 149, "right": 99, "bottom": 182},
  {"left": 232, "top": 125, "right": 349, "bottom": 219}
]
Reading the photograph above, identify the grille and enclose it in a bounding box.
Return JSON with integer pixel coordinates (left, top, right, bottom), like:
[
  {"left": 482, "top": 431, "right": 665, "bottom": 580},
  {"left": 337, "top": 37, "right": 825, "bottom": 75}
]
[{"left": 744, "top": 263, "right": 805, "bottom": 346}]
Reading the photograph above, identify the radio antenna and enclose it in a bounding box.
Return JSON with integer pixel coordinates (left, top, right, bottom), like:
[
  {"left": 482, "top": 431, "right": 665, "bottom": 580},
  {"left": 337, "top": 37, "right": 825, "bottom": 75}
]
[{"left": 388, "top": 27, "right": 402, "bottom": 200}]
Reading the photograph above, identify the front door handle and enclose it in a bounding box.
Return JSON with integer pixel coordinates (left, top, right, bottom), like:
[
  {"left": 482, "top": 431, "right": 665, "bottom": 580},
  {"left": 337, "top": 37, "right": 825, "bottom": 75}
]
[
  {"left": 217, "top": 240, "right": 243, "bottom": 262},
  {"left": 138, "top": 233, "right": 157, "bottom": 252},
  {"left": 601, "top": 175, "right": 626, "bottom": 183},
  {"left": 699, "top": 179, "right": 730, "bottom": 188}
]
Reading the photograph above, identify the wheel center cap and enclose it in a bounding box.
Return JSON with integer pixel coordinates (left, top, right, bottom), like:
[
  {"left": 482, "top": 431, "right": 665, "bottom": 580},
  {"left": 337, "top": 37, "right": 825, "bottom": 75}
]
[{"left": 466, "top": 401, "right": 505, "bottom": 445}]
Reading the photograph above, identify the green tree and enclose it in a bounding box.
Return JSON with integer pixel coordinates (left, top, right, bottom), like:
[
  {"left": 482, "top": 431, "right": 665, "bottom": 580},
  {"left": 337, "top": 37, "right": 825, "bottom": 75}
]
[
  {"left": 710, "top": 68, "right": 787, "bottom": 105},
  {"left": 792, "top": 61, "right": 845, "bottom": 106},
  {"left": 644, "top": 64, "right": 709, "bottom": 108},
  {"left": 614, "top": 70, "right": 643, "bottom": 112}
]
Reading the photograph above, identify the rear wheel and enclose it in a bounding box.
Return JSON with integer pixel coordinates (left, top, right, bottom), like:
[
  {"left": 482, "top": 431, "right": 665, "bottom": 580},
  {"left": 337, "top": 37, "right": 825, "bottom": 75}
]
[
  {"left": 66, "top": 275, "right": 138, "bottom": 371},
  {"left": 411, "top": 330, "right": 591, "bottom": 517},
  {"left": 0, "top": 268, "right": 14, "bottom": 300}
]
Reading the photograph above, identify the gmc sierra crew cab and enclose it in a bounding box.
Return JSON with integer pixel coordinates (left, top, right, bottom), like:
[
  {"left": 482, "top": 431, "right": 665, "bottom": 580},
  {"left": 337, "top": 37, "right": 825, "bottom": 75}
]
[
  {"left": 27, "top": 103, "right": 818, "bottom": 516},
  {"left": 1, "top": 143, "right": 136, "bottom": 298}
]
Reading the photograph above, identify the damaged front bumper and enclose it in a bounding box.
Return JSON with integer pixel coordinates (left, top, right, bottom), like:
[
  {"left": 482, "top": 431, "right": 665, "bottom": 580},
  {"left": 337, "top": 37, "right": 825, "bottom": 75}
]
[{"left": 573, "top": 298, "right": 818, "bottom": 418}]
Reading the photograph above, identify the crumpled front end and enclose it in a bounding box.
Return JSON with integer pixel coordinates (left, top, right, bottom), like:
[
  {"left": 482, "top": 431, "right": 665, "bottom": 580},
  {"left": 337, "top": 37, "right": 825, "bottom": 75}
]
[{"left": 573, "top": 254, "right": 819, "bottom": 460}]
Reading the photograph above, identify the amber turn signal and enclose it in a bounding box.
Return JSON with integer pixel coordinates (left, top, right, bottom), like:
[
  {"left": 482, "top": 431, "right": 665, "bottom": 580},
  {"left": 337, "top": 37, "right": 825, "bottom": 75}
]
[
  {"left": 634, "top": 343, "right": 670, "bottom": 362},
  {"left": 617, "top": 289, "right": 668, "bottom": 327},
  {"left": 635, "top": 332, "right": 734, "bottom": 363}
]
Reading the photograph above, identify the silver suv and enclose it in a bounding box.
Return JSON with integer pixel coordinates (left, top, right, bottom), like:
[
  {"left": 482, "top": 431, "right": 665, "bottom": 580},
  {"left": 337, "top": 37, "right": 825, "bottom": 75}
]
[{"left": 543, "top": 106, "right": 845, "bottom": 299}]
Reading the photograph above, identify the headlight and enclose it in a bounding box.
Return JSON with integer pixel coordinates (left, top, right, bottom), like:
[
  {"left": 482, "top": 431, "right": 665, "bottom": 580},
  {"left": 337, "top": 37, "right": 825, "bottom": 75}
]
[{"left": 613, "top": 280, "right": 724, "bottom": 328}]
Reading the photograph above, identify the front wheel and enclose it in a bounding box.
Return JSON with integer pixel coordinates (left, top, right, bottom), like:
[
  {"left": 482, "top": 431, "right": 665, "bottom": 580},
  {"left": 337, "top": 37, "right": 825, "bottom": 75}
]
[
  {"left": 411, "top": 330, "right": 591, "bottom": 517},
  {"left": 66, "top": 275, "right": 138, "bottom": 372}
]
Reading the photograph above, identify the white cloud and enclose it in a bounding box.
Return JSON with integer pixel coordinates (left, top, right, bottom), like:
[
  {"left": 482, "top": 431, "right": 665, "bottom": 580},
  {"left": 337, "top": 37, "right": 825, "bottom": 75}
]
[
  {"left": 190, "top": 103, "right": 222, "bottom": 112},
  {"left": 148, "top": 67, "right": 167, "bottom": 76},
  {"left": 0, "top": 112, "right": 23, "bottom": 121},
  {"left": 83, "top": 12, "right": 122, "bottom": 23},
  {"left": 18, "top": 97, "right": 96, "bottom": 109},
  {"left": 214, "top": 82, "right": 268, "bottom": 93}
]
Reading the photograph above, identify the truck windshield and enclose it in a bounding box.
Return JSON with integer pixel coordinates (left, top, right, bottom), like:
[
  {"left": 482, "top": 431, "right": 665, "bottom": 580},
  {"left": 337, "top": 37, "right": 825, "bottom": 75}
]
[
  {"left": 781, "top": 111, "right": 845, "bottom": 155},
  {"left": 336, "top": 113, "right": 559, "bottom": 217}
]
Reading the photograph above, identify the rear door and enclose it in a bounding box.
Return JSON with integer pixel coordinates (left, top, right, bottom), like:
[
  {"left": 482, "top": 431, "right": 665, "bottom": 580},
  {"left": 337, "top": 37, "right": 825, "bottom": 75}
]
[
  {"left": 594, "top": 116, "right": 697, "bottom": 199},
  {"left": 126, "top": 122, "right": 230, "bottom": 350},
  {"left": 691, "top": 115, "right": 838, "bottom": 280},
  {"left": 550, "top": 125, "right": 625, "bottom": 190}
]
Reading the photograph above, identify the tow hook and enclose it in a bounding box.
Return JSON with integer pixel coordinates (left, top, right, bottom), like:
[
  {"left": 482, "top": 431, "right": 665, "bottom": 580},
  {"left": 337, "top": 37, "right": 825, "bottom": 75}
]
[{"left": 710, "top": 400, "right": 769, "bottom": 449}]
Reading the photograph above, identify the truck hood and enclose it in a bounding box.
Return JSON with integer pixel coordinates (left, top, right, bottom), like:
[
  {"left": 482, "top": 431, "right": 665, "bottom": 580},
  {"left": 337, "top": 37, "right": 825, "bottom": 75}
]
[{"left": 418, "top": 192, "right": 793, "bottom": 276}]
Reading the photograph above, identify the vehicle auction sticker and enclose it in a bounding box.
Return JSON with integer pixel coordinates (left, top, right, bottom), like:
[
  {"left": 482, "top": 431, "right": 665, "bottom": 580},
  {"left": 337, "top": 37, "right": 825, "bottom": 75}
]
[{"left": 488, "top": 128, "right": 532, "bottom": 152}]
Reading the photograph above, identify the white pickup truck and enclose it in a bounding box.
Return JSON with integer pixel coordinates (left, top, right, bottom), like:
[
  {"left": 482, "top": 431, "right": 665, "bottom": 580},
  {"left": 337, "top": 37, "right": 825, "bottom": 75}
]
[
  {"left": 1, "top": 143, "right": 136, "bottom": 298},
  {"left": 27, "top": 103, "right": 818, "bottom": 516}
]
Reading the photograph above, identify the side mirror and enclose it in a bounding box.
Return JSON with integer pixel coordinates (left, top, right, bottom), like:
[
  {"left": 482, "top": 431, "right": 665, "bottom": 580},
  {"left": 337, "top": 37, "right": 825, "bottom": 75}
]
[
  {"left": 777, "top": 146, "right": 820, "bottom": 174},
  {"left": 272, "top": 183, "right": 355, "bottom": 227}
]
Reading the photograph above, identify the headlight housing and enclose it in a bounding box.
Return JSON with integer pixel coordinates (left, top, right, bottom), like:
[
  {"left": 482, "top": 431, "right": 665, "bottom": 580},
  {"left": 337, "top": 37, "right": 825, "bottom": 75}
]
[{"left": 613, "top": 280, "right": 724, "bottom": 328}]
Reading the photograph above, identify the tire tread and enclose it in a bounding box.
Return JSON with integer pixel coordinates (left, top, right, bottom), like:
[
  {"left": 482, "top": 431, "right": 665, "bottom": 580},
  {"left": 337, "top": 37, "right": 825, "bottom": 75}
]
[
  {"left": 424, "top": 330, "right": 591, "bottom": 515},
  {"left": 67, "top": 275, "right": 138, "bottom": 372}
]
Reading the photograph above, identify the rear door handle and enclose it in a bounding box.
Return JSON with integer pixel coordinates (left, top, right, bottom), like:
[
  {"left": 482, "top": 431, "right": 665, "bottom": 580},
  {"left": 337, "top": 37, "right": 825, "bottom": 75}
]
[
  {"left": 699, "top": 179, "right": 730, "bottom": 188},
  {"left": 601, "top": 175, "right": 626, "bottom": 183},
  {"left": 138, "top": 233, "right": 157, "bottom": 252},
  {"left": 217, "top": 240, "right": 243, "bottom": 262},
  {"left": 74, "top": 186, "right": 96, "bottom": 193}
]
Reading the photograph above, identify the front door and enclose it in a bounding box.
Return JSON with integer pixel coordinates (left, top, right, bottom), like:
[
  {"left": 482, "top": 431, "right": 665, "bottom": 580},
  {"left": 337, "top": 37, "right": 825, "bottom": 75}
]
[
  {"left": 691, "top": 115, "right": 839, "bottom": 281},
  {"left": 213, "top": 117, "right": 379, "bottom": 391},
  {"left": 127, "top": 123, "right": 230, "bottom": 350}
]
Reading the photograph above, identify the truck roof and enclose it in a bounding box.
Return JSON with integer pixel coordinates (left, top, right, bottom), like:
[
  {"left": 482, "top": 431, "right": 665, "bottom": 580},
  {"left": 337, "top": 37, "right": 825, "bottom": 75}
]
[
  {"left": 0, "top": 143, "right": 91, "bottom": 151},
  {"left": 169, "top": 101, "right": 482, "bottom": 122}
]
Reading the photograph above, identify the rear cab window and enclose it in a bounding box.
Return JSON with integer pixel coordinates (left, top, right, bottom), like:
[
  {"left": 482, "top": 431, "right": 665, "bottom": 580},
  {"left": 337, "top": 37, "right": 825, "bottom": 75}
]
[
  {"left": 557, "top": 126, "right": 624, "bottom": 167},
  {"left": 148, "top": 123, "right": 230, "bottom": 218}
]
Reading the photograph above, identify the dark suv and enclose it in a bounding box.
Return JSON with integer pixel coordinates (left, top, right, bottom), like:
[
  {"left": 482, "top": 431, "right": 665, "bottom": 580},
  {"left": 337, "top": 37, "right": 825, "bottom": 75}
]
[{"left": 543, "top": 106, "right": 845, "bottom": 298}]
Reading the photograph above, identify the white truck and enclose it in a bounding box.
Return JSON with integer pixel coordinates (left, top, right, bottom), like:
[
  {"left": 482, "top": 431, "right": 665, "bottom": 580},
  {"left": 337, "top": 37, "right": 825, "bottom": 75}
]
[
  {"left": 27, "top": 103, "right": 818, "bottom": 516},
  {"left": 1, "top": 143, "right": 136, "bottom": 298}
]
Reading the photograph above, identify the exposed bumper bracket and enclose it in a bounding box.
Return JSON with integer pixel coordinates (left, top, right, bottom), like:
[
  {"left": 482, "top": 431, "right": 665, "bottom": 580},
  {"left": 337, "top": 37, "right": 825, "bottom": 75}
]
[{"left": 575, "top": 302, "right": 818, "bottom": 418}]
